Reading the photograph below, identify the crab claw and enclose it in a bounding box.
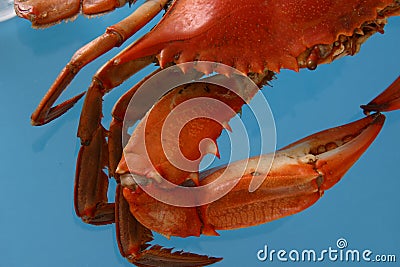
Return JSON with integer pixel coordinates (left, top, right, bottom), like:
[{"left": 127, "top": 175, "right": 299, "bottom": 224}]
[
  {"left": 200, "top": 113, "right": 385, "bottom": 231},
  {"left": 118, "top": 113, "right": 385, "bottom": 237},
  {"left": 279, "top": 113, "right": 385, "bottom": 191},
  {"left": 361, "top": 76, "right": 400, "bottom": 114}
]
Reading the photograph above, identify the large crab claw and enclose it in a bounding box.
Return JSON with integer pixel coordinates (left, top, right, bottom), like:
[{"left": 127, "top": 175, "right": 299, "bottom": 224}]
[{"left": 116, "top": 111, "right": 384, "bottom": 266}]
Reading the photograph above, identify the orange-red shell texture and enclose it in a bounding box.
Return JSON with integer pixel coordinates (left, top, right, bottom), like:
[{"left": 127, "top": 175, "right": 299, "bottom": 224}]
[{"left": 118, "top": 0, "right": 394, "bottom": 73}]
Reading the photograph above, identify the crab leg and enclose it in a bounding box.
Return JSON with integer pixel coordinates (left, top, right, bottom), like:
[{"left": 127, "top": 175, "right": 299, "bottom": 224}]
[
  {"left": 28, "top": 0, "right": 168, "bottom": 126},
  {"left": 75, "top": 58, "right": 150, "bottom": 224},
  {"left": 74, "top": 59, "right": 163, "bottom": 223},
  {"left": 74, "top": 63, "right": 154, "bottom": 224},
  {"left": 361, "top": 75, "right": 400, "bottom": 113},
  {"left": 115, "top": 184, "right": 153, "bottom": 261},
  {"left": 74, "top": 66, "right": 163, "bottom": 225},
  {"left": 116, "top": 184, "right": 221, "bottom": 267},
  {"left": 74, "top": 125, "right": 115, "bottom": 224}
]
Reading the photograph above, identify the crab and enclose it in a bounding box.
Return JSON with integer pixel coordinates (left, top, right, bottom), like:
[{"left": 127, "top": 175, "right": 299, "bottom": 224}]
[{"left": 14, "top": 0, "right": 400, "bottom": 266}]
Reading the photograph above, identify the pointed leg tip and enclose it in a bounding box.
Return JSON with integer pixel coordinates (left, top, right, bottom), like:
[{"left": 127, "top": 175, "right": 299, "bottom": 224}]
[
  {"left": 30, "top": 118, "right": 43, "bottom": 126},
  {"left": 31, "top": 92, "right": 86, "bottom": 126}
]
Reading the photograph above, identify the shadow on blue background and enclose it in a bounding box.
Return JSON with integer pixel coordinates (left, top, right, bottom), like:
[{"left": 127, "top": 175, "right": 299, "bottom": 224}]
[{"left": 1, "top": 3, "right": 399, "bottom": 267}]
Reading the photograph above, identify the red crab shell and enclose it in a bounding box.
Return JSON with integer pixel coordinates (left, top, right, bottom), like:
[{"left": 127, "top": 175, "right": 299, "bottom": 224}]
[{"left": 116, "top": 0, "right": 395, "bottom": 73}]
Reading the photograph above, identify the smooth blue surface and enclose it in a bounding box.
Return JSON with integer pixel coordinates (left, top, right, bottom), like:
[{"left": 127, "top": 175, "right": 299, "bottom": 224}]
[{"left": 1, "top": 4, "right": 399, "bottom": 267}]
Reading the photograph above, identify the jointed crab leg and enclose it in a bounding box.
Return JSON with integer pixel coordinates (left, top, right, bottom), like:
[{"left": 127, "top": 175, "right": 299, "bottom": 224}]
[
  {"left": 27, "top": 0, "right": 168, "bottom": 126},
  {"left": 74, "top": 65, "right": 154, "bottom": 224},
  {"left": 73, "top": 69, "right": 161, "bottom": 225},
  {"left": 74, "top": 66, "right": 161, "bottom": 224},
  {"left": 73, "top": 56, "right": 156, "bottom": 223},
  {"left": 115, "top": 184, "right": 154, "bottom": 262},
  {"left": 116, "top": 185, "right": 221, "bottom": 267},
  {"left": 75, "top": 125, "right": 115, "bottom": 224}
]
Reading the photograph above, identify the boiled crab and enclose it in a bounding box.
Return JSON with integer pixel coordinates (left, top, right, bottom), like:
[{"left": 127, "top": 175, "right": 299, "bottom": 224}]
[{"left": 14, "top": 0, "right": 400, "bottom": 266}]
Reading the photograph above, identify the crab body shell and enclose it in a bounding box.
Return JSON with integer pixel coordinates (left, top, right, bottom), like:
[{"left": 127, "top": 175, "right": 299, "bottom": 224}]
[{"left": 117, "top": 0, "right": 396, "bottom": 73}]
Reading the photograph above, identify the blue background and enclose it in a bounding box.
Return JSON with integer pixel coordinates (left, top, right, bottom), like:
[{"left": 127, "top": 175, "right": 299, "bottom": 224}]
[{"left": 1, "top": 3, "right": 399, "bottom": 267}]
